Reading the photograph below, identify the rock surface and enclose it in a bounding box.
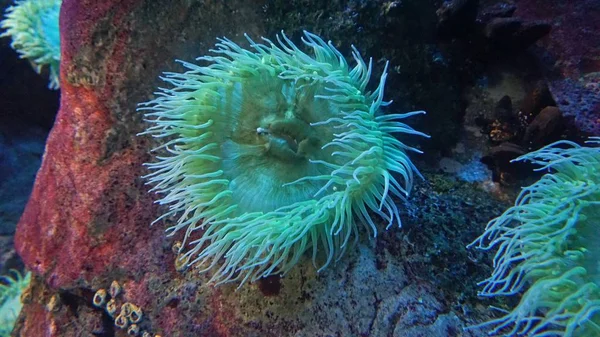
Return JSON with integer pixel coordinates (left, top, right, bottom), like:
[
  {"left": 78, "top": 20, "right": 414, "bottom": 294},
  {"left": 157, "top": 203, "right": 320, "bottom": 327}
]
[{"left": 515, "top": 0, "right": 600, "bottom": 135}]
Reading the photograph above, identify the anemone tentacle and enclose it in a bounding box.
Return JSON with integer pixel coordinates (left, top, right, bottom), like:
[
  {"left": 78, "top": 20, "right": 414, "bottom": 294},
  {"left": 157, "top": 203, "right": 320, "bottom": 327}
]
[
  {"left": 1, "top": 0, "right": 62, "bottom": 89},
  {"left": 0, "top": 270, "right": 31, "bottom": 337},
  {"left": 469, "top": 137, "right": 600, "bottom": 337}
]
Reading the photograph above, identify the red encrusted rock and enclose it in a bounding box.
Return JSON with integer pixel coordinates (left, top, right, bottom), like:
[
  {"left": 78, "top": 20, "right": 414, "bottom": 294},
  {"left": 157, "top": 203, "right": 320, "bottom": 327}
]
[
  {"left": 13, "top": 1, "right": 491, "bottom": 336},
  {"left": 14, "top": 1, "right": 263, "bottom": 335}
]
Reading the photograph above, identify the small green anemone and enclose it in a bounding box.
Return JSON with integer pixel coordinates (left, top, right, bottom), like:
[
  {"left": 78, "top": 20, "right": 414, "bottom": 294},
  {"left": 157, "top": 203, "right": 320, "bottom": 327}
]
[
  {"left": 469, "top": 138, "right": 600, "bottom": 336},
  {"left": 1, "top": 0, "right": 62, "bottom": 89},
  {"left": 139, "top": 31, "right": 427, "bottom": 286},
  {"left": 0, "top": 270, "right": 30, "bottom": 337}
]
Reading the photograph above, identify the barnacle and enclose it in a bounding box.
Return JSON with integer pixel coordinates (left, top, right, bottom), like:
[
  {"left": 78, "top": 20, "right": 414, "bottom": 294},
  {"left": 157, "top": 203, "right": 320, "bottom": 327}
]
[
  {"left": 140, "top": 31, "right": 427, "bottom": 286},
  {"left": 92, "top": 288, "right": 107, "bottom": 308},
  {"left": 121, "top": 302, "right": 133, "bottom": 317},
  {"left": 0, "top": 271, "right": 31, "bottom": 337},
  {"left": 115, "top": 313, "right": 129, "bottom": 329},
  {"left": 109, "top": 280, "right": 121, "bottom": 298},
  {"left": 46, "top": 294, "right": 60, "bottom": 312},
  {"left": 1, "top": 0, "right": 61, "bottom": 89},
  {"left": 106, "top": 298, "right": 117, "bottom": 317},
  {"left": 469, "top": 138, "right": 600, "bottom": 336},
  {"left": 128, "top": 304, "right": 143, "bottom": 324},
  {"left": 127, "top": 324, "right": 140, "bottom": 336}
]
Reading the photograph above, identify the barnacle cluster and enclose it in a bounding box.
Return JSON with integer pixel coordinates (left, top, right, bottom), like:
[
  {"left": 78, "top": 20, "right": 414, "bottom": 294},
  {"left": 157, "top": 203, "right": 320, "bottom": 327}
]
[
  {"left": 140, "top": 31, "right": 427, "bottom": 286},
  {"left": 92, "top": 281, "right": 158, "bottom": 337},
  {"left": 469, "top": 138, "right": 600, "bottom": 336},
  {"left": 1, "top": 0, "right": 62, "bottom": 89}
]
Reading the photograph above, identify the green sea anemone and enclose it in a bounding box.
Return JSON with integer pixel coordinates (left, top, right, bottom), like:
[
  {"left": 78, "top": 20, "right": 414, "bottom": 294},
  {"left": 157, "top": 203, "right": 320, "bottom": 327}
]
[
  {"left": 0, "top": 270, "right": 30, "bottom": 337},
  {"left": 139, "top": 31, "right": 427, "bottom": 286},
  {"left": 469, "top": 138, "right": 600, "bottom": 336},
  {"left": 1, "top": 0, "right": 62, "bottom": 89}
]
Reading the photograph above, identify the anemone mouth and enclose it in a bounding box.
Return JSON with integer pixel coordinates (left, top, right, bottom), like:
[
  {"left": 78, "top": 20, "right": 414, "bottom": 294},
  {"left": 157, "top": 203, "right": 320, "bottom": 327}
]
[
  {"left": 140, "top": 31, "right": 427, "bottom": 286},
  {"left": 216, "top": 70, "right": 342, "bottom": 214}
]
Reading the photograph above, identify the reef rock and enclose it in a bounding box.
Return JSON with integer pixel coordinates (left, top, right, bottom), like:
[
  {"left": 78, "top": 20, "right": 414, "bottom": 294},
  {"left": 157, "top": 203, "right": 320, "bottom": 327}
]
[{"left": 515, "top": 0, "right": 600, "bottom": 135}]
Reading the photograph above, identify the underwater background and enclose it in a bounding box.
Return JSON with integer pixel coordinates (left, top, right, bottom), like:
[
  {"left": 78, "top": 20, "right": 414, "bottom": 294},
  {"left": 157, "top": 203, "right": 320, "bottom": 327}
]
[{"left": 0, "top": 0, "right": 599, "bottom": 336}]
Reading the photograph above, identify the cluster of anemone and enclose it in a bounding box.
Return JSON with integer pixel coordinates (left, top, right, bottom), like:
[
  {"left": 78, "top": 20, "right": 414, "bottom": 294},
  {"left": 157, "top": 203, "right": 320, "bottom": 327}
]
[
  {"left": 1, "top": 0, "right": 62, "bottom": 89},
  {"left": 469, "top": 138, "right": 600, "bottom": 337},
  {"left": 139, "top": 31, "right": 427, "bottom": 286},
  {"left": 0, "top": 270, "right": 30, "bottom": 337}
]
